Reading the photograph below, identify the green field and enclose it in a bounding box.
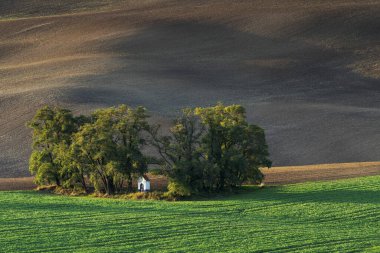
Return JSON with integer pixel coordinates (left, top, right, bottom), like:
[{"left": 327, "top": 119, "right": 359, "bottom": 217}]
[{"left": 1, "top": 176, "right": 379, "bottom": 252}]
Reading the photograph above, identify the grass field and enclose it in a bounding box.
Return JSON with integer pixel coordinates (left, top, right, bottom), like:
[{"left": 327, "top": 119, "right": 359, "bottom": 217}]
[{"left": 1, "top": 176, "right": 379, "bottom": 252}]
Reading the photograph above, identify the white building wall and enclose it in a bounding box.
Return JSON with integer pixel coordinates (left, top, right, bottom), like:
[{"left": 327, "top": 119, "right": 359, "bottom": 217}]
[
  {"left": 137, "top": 177, "right": 150, "bottom": 191},
  {"left": 145, "top": 181, "right": 150, "bottom": 191},
  {"left": 137, "top": 178, "right": 143, "bottom": 190}
]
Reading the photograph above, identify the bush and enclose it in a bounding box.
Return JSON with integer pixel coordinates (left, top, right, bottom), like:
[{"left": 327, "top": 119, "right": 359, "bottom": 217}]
[
  {"left": 165, "top": 181, "right": 192, "bottom": 199},
  {"left": 119, "top": 192, "right": 164, "bottom": 200}
]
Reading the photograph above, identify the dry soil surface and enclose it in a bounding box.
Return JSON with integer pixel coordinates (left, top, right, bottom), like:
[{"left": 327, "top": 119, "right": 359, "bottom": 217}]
[{"left": 1, "top": 1, "right": 380, "bottom": 177}]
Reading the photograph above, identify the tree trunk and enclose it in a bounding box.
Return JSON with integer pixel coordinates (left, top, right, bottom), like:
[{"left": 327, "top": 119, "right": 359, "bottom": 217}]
[
  {"left": 55, "top": 176, "right": 61, "bottom": 186},
  {"left": 219, "top": 170, "right": 225, "bottom": 191},
  {"left": 81, "top": 174, "right": 89, "bottom": 193},
  {"left": 105, "top": 177, "right": 115, "bottom": 195},
  {"left": 127, "top": 174, "right": 133, "bottom": 192},
  {"left": 118, "top": 180, "right": 124, "bottom": 192}
]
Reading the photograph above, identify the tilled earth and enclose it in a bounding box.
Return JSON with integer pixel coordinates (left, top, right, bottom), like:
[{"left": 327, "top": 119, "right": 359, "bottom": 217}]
[{"left": 1, "top": 0, "right": 380, "bottom": 177}]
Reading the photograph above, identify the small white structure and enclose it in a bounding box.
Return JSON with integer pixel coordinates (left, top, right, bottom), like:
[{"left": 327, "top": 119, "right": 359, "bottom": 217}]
[{"left": 137, "top": 175, "right": 150, "bottom": 192}]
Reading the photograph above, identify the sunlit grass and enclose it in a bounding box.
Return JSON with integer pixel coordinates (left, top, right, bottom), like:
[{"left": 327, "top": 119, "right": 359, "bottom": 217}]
[{"left": 1, "top": 176, "right": 379, "bottom": 252}]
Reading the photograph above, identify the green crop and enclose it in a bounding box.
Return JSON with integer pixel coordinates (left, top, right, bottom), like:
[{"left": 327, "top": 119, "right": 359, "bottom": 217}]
[{"left": 1, "top": 176, "right": 379, "bottom": 252}]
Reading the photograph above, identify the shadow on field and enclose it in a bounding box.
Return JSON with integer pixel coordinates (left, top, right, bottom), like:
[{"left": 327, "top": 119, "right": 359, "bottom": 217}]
[
  {"left": 290, "top": 8, "right": 380, "bottom": 43},
  {"left": 63, "top": 19, "right": 376, "bottom": 108},
  {"left": 59, "top": 19, "right": 380, "bottom": 168},
  {"left": 2, "top": 4, "right": 380, "bottom": 176}
]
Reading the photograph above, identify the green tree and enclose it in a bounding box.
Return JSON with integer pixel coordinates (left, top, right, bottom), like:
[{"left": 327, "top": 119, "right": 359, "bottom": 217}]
[
  {"left": 71, "top": 121, "right": 118, "bottom": 194},
  {"left": 111, "top": 105, "right": 150, "bottom": 191},
  {"left": 152, "top": 104, "right": 271, "bottom": 194},
  {"left": 242, "top": 124, "right": 272, "bottom": 184},
  {"left": 55, "top": 141, "right": 91, "bottom": 193},
  {"left": 28, "top": 106, "right": 77, "bottom": 186},
  {"left": 194, "top": 103, "right": 271, "bottom": 191},
  {"left": 71, "top": 105, "right": 150, "bottom": 194},
  {"left": 150, "top": 109, "right": 204, "bottom": 194}
]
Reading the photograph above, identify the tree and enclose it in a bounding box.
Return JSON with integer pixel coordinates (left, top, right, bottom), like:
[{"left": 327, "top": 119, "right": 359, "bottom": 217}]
[
  {"left": 151, "top": 104, "right": 271, "bottom": 194},
  {"left": 150, "top": 109, "right": 204, "bottom": 194},
  {"left": 55, "top": 142, "right": 91, "bottom": 193},
  {"left": 194, "top": 103, "right": 271, "bottom": 191},
  {"left": 28, "top": 106, "right": 77, "bottom": 186},
  {"left": 111, "top": 105, "right": 150, "bottom": 192},
  {"left": 241, "top": 124, "right": 272, "bottom": 184},
  {"left": 71, "top": 105, "right": 150, "bottom": 194},
  {"left": 71, "top": 121, "right": 118, "bottom": 194}
]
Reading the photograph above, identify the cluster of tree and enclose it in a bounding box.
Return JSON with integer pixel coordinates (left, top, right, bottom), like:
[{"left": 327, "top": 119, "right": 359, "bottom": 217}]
[{"left": 28, "top": 103, "right": 271, "bottom": 196}]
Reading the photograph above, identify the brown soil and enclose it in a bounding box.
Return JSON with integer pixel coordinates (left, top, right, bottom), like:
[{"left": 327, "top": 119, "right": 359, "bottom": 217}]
[
  {"left": 1, "top": 0, "right": 380, "bottom": 177},
  {"left": 1, "top": 162, "right": 379, "bottom": 191},
  {"left": 0, "top": 177, "right": 37, "bottom": 191},
  {"left": 261, "top": 161, "right": 380, "bottom": 185}
]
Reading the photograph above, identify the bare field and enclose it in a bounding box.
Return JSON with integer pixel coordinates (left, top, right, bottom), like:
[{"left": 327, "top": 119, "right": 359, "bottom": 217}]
[
  {"left": 0, "top": 177, "right": 36, "bottom": 191},
  {"left": 262, "top": 161, "right": 380, "bottom": 185},
  {"left": 0, "top": 0, "right": 379, "bottom": 177},
  {"left": 1, "top": 162, "right": 379, "bottom": 191}
]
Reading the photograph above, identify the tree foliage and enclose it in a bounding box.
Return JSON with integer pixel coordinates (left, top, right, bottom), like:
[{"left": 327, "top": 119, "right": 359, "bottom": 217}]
[
  {"left": 150, "top": 109, "right": 205, "bottom": 194},
  {"left": 71, "top": 105, "right": 150, "bottom": 194},
  {"left": 28, "top": 103, "right": 271, "bottom": 196},
  {"left": 152, "top": 103, "right": 272, "bottom": 194},
  {"left": 195, "top": 103, "right": 271, "bottom": 190},
  {"left": 28, "top": 106, "right": 78, "bottom": 186}
]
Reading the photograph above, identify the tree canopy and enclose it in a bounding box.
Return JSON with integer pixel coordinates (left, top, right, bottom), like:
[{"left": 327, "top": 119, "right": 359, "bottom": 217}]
[
  {"left": 28, "top": 106, "right": 78, "bottom": 186},
  {"left": 28, "top": 103, "right": 271, "bottom": 196},
  {"left": 152, "top": 103, "right": 272, "bottom": 195}
]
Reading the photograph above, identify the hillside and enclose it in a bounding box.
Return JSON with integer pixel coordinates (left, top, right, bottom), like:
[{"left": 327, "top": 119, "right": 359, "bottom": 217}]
[
  {"left": 1, "top": 175, "right": 379, "bottom": 252},
  {"left": 0, "top": 0, "right": 379, "bottom": 177}
]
